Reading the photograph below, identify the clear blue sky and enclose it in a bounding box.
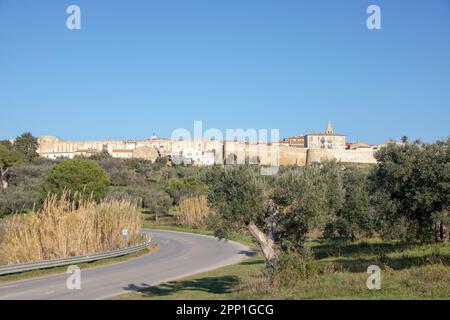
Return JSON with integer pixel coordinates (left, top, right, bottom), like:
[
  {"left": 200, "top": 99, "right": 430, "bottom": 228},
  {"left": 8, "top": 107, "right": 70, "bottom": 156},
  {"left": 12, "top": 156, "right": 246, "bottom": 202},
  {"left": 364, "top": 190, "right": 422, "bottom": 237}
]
[{"left": 1, "top": 0, "right": 449, "bottom": 144}]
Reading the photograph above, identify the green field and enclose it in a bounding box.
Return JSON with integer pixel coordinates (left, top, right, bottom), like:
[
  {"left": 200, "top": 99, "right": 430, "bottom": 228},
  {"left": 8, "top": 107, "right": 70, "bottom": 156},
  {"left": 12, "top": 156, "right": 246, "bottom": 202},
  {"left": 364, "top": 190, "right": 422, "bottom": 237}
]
[{"left": 113, "top": 238, "right": 450, "bottom": 300}]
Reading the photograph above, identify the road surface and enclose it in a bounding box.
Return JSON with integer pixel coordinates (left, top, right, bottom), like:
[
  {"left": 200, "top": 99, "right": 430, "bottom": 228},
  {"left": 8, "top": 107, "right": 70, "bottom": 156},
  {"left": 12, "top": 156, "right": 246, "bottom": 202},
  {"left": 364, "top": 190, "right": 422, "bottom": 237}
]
[{"left": 0, "top": 229, "right": 251, "bottom": 300}]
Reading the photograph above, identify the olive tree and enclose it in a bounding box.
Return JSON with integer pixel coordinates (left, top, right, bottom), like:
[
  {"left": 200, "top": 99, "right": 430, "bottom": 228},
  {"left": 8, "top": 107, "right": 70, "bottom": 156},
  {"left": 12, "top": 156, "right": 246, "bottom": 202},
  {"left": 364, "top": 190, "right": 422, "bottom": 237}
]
[
  {"left": 273, "top": 165, "right": 340, "bottom": 251},
  {"left": 203, "top": 163, "right": 344, "bottom": 267},
  {"left": 324, "top": 167, "right": 376, "bottom": 240},
  {"left": 202, "top": 165, "right": 276, "bottom": 265},
  {"left": 371, "top": 139, "right": 450, "bottom": 242}
]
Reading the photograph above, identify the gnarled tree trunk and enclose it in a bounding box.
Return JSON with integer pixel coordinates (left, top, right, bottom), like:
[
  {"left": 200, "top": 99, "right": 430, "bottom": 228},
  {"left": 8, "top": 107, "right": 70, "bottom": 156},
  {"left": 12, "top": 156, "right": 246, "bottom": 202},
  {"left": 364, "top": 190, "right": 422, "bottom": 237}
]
[
  {"left": 435, "top": 220, "right": 448, "bottom": 243},
  {"left": 247, "top": 222, "right": 277, "bottom": 267},
  {"left": 0, "top": 168, "right": 9, "bottom": 190},
  {"left": 247, "top": 199, "right": 279, "bottom": 267}
]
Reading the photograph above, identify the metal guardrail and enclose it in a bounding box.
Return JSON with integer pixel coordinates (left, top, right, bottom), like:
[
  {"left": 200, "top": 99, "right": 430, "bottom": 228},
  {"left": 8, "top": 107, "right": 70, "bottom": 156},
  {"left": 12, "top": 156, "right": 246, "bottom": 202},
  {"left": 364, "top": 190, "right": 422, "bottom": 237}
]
[{"left": 0, "top": 239, "right": 152, "bottom": 276}]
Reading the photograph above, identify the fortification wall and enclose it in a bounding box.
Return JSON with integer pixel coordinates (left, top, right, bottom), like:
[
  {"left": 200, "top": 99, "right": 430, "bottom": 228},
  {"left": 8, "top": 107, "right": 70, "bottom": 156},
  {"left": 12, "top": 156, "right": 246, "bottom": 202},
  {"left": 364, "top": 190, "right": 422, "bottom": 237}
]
[
  {"left": 37, "top": 136, "right": 58, "bottom": 153},
  {"left": 278, "top": 145, "right": 308, "bottom": 166},
  {"left": 38, "top": 136, "right": 377, "bottom": 166},
  {"left": 330, "top": 149, "right": 377, "bottom": 164},
  {"left": 132, "top": 146, "right": 158, "bottom": 162},
  {"left": 223, "top": 141, "right": 282, "bottom": 166},
  {"left": 306, "top": 149, "right": 376, "bottom": 164}
]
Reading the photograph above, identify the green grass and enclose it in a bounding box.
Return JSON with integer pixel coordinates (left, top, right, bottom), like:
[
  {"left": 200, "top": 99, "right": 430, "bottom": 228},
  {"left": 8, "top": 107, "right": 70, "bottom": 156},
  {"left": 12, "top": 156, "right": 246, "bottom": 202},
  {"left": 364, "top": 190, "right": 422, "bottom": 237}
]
[
  {"left": 0, "top": 225, "right": 6, "bottom": 265},
  {"left": 111, "top": 256, "right": 264, "bottom": 300},
  {"left": 113, "top": 240, "right": 450, "bottom": 300},
  {"left": 0, "top": 244, "right": 157, "bottom": 284}
]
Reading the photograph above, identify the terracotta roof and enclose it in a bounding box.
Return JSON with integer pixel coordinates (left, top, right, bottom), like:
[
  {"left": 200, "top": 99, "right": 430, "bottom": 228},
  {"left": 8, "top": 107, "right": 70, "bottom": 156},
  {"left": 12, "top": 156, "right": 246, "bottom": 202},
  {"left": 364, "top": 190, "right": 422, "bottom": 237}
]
[
  {"left": 283, "top": 135, "right": 305, "bottom": 140},
  {"left": 307, "top": 133, "right": 346, "bottom": 137}
]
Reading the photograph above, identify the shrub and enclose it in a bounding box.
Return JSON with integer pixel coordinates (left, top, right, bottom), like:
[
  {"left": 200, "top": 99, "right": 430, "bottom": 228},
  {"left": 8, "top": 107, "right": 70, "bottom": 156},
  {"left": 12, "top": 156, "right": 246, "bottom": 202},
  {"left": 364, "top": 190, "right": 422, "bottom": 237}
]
[
  {"left": 0, "top": 192, "right": 144, "bottom": 264},
  {"left": 239, "top": 249, "right": 321, "bottom": 296},
  {"left": 41, "top": 159, "right": 110, "bottom": 202},
  {"left": 270, "top": 249, "right": 321, "bottom": 287},
  {"left": 175, "top": 195, "right": 210, "bottom": 229}
]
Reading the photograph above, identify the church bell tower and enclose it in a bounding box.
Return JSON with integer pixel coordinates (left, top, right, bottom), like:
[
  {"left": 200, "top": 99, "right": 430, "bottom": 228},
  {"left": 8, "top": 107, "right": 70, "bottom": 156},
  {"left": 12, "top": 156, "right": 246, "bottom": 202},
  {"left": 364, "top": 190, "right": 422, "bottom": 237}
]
[{"left": 325, "top": 121, "right": 334, "bottom": 134}]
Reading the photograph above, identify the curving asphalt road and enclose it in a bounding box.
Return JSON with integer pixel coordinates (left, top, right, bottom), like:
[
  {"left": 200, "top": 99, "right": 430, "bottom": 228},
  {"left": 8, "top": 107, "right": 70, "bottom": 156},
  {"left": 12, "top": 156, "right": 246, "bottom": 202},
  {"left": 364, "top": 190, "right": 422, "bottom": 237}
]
[{"left": 0, "top": 229, "right": 252, "bottom": 300}]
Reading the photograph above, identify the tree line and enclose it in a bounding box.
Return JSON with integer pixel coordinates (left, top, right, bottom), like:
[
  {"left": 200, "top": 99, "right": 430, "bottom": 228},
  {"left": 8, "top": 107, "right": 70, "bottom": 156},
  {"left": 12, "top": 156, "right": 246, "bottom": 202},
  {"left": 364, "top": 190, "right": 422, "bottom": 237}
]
[
  {"left": 0, "top": 133, "right": 205, "bottom": 218},
  {"left": 202, "top": 138, "right": 450, "bottom": 267}
]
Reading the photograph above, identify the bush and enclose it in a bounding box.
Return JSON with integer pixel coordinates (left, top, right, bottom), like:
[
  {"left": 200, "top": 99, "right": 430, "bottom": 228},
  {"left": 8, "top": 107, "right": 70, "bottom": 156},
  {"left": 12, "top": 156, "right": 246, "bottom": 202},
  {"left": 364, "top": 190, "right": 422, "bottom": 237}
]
[
  {"left": 175, "top": 195, "right": 210, "bottom": 229},
  {"left": 0, "top": 192, "right": 144, "bottom": 264},
  {"left": 239, "top": 249, "right": 321, "bottom": 296},
  {"left": 41, "top": 159, "right": 110, "bottom": 202},
  {"left": 270, "top": 249, "right": 321, "bottom": 287}
]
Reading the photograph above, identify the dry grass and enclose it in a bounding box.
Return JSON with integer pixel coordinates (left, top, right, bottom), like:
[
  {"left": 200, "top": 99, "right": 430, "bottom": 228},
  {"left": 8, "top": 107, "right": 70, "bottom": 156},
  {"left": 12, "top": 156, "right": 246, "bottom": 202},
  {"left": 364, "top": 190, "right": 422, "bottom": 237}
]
[
  {"left": 0, "top": 192, "right": 145, "bottom": 264},
  {"left": 174, "top": 195, "right": 210, "bottom": 229}
]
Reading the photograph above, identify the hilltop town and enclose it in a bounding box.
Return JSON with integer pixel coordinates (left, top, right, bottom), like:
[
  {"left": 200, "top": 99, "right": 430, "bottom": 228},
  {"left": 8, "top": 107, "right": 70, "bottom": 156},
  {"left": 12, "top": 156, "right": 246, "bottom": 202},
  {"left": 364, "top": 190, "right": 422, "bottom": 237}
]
[{"left": 37, "top": 122, "right": 379, "bottom": 166}]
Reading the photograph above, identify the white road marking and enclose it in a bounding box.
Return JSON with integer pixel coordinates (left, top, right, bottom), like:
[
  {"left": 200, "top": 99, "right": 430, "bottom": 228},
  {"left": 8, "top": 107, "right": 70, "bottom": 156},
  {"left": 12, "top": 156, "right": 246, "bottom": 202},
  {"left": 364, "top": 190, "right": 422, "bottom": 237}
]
[
  {"left": 0, "top": 285, "right": 17, "bottom": 289},
  {"left": 43, "top": 290, "right": 55, "bottom": 295}
]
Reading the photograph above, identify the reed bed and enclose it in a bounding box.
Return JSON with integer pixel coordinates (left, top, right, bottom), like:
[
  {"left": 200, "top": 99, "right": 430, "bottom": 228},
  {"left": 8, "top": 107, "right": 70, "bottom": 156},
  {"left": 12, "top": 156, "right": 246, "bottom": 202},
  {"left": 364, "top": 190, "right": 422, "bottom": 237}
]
[
  {"left": 174, "top": 195, "right": 210, "bottom": 229},
  {"left": 0, "top": 192, "right": 144, "bottom": 264}
]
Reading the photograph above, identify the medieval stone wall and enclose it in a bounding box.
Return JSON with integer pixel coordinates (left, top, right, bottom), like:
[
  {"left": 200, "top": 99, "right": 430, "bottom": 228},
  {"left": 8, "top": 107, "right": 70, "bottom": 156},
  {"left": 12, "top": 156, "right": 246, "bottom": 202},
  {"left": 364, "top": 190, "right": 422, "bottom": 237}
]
[
  {"left": 37, "top": 136, "right": 377, "bottom": 166},
  {"left": 306, "top": 148, "right": 377, "bottom": 165}
]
